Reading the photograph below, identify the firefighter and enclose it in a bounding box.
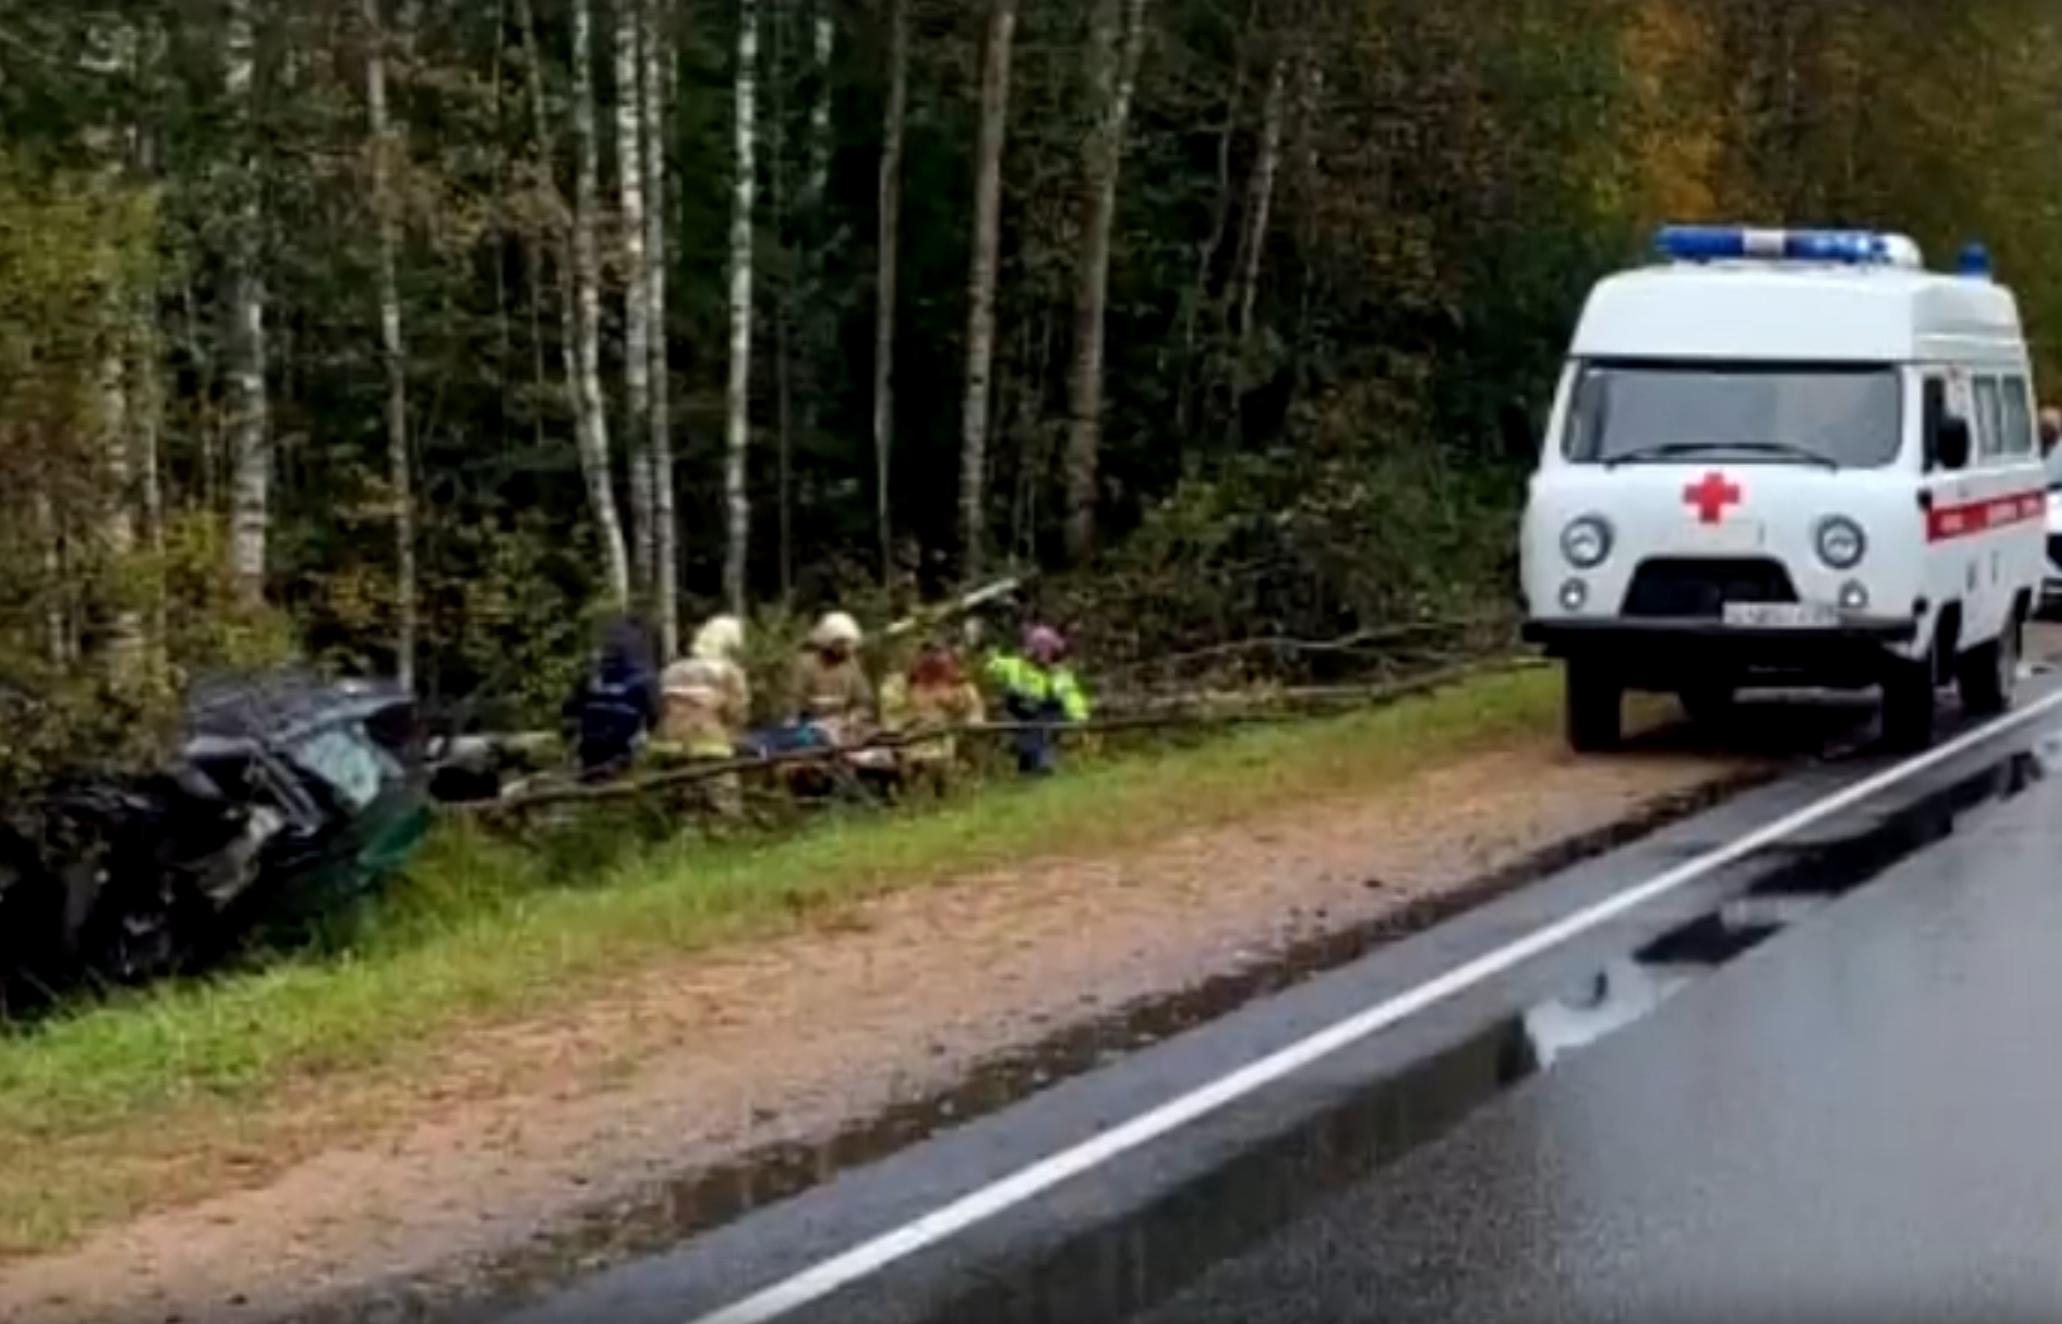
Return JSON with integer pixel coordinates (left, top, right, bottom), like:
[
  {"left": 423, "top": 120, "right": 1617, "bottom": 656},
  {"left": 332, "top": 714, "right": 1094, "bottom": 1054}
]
[
  {"left": 985, "top": 624, "right": 1090, "bottom": 775},
  {"left": 880, "top": 636, "right": 986, "bottom": 795},
  {"left": 659, "top": 615, "right": 752, "bottom": 816},
  {"left": 786, "top": 611, "right": 876, "bottom": 746}
]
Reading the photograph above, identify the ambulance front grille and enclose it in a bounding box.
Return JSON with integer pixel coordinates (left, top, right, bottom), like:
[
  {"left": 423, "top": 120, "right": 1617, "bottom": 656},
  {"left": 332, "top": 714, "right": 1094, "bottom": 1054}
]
[{"left": 1622, "top": 558, "right": 1799, "bottom": 619}]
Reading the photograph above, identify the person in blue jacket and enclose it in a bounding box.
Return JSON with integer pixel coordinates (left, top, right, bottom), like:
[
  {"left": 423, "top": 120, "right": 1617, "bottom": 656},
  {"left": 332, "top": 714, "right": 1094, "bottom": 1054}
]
[{"left": 563, "top": 618, "right": 660, "bottom": 781}]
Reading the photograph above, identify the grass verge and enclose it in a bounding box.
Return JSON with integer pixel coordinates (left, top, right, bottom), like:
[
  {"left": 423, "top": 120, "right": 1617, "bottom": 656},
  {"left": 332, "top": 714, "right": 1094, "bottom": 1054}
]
[{"left": 0, "top": 665, "right": 1559, "bottom": 1256}]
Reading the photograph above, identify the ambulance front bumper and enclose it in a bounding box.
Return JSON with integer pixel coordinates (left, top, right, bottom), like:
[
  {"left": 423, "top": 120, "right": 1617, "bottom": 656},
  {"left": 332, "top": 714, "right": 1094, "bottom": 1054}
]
[{"left": 1523, "top": 616, "right": 1919, "bottom": 685}]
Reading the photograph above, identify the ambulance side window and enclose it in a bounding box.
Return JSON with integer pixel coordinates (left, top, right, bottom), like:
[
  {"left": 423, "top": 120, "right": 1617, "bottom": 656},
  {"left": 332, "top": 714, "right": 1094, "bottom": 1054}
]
[
  {"left": 1922, "top": 375, "right": 1946, "bottom": 471},
  {"left": 2000, "top": 376, "right": 2034, "bottom": 456},
  {"left": 1973, "top": 377, "right": 2004, "bottom": 460}
]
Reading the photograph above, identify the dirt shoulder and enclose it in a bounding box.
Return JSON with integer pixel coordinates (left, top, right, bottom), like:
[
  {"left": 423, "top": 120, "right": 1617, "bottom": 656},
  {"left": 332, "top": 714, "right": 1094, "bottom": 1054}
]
[{"left": 0, "top": 724, "right": 1760, "bottom": 1324}]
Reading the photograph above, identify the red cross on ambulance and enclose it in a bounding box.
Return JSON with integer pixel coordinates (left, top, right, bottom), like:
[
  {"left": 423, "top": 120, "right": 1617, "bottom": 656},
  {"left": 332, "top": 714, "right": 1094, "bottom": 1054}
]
[{"left": 1682, "top": 471, "right": 1743, "bottom": 524}]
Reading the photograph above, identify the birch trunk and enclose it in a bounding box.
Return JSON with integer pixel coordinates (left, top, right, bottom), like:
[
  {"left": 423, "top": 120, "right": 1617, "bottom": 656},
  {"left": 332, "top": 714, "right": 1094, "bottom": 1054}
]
[
  {"left": 794, "top": 3, "right": 832, "bottom": 587},
  {"left": 129, "top": 24, "right": 168, "bottom": 674},
  {"left": 1177, "top": 0, "right": 1253, "bottom": 435},
  {"left": 872, "top": 0, "right": 907, "bottom": 583},
  {"left": 616, "top": 0, "right": 654, "bottom": 598},
  {"left": 515, "top": 0, "right": 593, "bottom": 515},
  {"left": 722, "top": 0, "right": 760, "bottom": 615},
  {"left": 364, "top": 0, "right": 416, "bottom": 689},
  {"left": 805, "top": 7, "right": 833, "bottom": 201},
  {"left": 769, "top": 0, "right": 792, "bottom": 602},
  {"left": 134, "top": 313, "right": 167, "bottom": 677},
  {"left": 643, "top": 0, "right": 678, "bottom": 658},
  {"left": 958, "top": 0, "right": 1016, "bottom": 583},
  {"left": 224, "top": 0, "right": 271, "bottom": 606},
  {"left": 1230, "top": 54, "right": 1287, "bottom": 349},
  {"left": 84, "top": 17, "right": 145, "bottom": 675},
  {"left": 1061, "top": 0, "right": 1148, "bottom": 565},
  {"left": 99, "top": 335, "right": 144, "bottom": 680},
  {"left": 572, "top": 0, "right": 634, "bottom": 608}
]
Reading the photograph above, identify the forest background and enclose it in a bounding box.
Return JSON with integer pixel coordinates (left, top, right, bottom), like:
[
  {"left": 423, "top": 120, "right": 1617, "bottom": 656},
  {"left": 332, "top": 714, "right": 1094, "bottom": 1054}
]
[{"left": 4, "top": 0, "right": 2059, "bottom": 793}]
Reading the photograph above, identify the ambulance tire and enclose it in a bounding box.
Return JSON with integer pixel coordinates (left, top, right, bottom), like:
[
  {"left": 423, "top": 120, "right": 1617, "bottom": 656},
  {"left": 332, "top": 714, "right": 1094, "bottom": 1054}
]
[
  {"left": 1957, "top": 621, "right": 2019, "bottom": 719},
  {"left": 1881, "top": 657, "right": 1938, "bottom": 753},
  {"left": 1565, "top": 662, "right": 1623, "bottom": 753},
  {"left": 1678, "top": 684, "right": 1735, "bottom": 727}
]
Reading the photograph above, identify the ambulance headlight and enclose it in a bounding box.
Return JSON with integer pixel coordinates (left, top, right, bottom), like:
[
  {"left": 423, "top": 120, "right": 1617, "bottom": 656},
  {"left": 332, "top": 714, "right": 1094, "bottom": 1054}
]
[
  {"left": 1560, "top": 516, "right": 1614, "bottom": 570},
  {"left": 1815, "top": 516, "right": 1867, "bottom": 570}
]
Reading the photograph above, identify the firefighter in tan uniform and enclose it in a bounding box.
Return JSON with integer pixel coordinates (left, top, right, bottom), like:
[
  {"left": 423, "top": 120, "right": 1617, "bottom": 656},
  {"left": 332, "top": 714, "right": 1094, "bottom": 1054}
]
[
  {"left": 880, "top": 637, "right": 985, "bottom": 795},
  {"left": 659, "top": 614, "right": 752, "bottom": 816},
  {"left": 786, "top": 611, "right": 876, "bottom": 745}
]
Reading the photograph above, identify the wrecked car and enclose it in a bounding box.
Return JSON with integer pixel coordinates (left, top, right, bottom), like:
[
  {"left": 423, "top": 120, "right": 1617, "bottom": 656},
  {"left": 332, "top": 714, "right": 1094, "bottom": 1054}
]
[{"left": 0, "top": 674, "right": 429, "bottom": 1010}]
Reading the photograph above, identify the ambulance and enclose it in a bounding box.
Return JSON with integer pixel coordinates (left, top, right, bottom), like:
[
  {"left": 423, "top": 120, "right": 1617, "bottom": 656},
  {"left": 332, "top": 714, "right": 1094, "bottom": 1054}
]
[
  {"left": 2047, "top": 443, "right": 2062, "bottom": 609},
  {"left": 1521, "top": 225, "right": 2048, "bottom": 752}
]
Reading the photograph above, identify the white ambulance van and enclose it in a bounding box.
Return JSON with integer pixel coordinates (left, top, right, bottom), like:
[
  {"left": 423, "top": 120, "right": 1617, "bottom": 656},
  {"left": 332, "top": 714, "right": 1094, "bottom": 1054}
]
[
  {"left": 2046, "top": 443, "right": 2062, "bottom": 610},
  {"left": 1521, "top": 226, "right": 2047, "bottom": 752}
]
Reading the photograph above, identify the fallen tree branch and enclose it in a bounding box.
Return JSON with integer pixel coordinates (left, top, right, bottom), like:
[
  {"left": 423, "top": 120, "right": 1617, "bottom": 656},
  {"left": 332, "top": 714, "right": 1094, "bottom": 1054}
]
[
  {"left": 1104, "top": 615, "right": 1515, "bottom": 677},
  {"left": 460, "top": 655, "right": 1545, "bottom": 816}
]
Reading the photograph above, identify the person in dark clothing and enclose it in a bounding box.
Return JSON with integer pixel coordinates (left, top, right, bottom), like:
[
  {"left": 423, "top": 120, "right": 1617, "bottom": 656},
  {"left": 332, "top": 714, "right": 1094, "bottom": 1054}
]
[{"left": 562, "top": 618, "right": 660, "bottom": 781}]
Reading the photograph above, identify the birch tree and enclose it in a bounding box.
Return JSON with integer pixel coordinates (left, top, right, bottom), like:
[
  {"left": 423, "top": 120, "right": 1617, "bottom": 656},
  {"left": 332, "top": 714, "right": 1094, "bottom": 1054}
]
[
  {"left": 1061, "top": 0, "right": 1149, "bottom": 564},
  {"left": 958, "top": 0, "right": 1017, "bottom": 582},
  {"left": 572, "top": 0, "right": 635, "bottom": 608},
  {"left": 363, "top": 0, "right": 416, "bottom": 688},
  {"left": 224, "top": 0, "right": 271, "bottom": 606},
  {"left": 644, "top": 0, "right": 678, "bottom": 657},
  {"left": 82, "top": 17, "right": 146, "bottom": 676},
  {"left": 1230, "top": 53, "right": 1287, "bottom": 350},
  {"left": 872, "top": 0, "right": 907, "bottom": 581},
  {"left": 799, "top": 0, "right": 832, "bottom": 587},
  {"left": 97, "top": 324, "right": 142, "bottom": 678},
  {"left": 722, "top": 0, "right": 760, "bottom": 615},
  {"left": 616, "top": 0, "right": 655, "bottom": 597},
  {"left": 126, "top": 22, "right": 169, "bottom": 676},
  {"left": 515, "top": 0, "right": 629, "bottom": 611}
]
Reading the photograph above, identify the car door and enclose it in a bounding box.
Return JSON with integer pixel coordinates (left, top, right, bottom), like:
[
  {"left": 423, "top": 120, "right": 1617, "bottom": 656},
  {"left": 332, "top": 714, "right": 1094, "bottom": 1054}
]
[
  {"left": 1969, "top": 373, "right": 2006, "bottom": 641},
  {"left": 1924, "top": 372, "right": 1977, "bottom": 643}
]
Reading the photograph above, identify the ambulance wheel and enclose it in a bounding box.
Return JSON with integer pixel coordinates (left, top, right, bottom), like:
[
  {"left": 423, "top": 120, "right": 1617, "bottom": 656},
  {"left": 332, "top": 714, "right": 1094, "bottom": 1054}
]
[
  {"left": 1957, "top": 622, "right": 2020, "bottom": 718},
  {"left": 1882, "top": 657, "right": 1937, "bottom": 752},
  {"left": 1678, "top": 684, "right": 1735, "bottom": 727},
  {"left": 1565, "top": 662, "right": 1623, "bottom": 753}
]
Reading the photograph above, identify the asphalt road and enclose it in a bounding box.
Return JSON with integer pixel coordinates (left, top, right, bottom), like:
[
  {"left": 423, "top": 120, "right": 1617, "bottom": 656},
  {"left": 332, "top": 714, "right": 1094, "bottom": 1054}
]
[
  {"left": 496, "top": 654, "right": 2062, "bottom": 1324},
  {"left": 1132, "top": 743, "right": 2062, "bottom": 1324}
]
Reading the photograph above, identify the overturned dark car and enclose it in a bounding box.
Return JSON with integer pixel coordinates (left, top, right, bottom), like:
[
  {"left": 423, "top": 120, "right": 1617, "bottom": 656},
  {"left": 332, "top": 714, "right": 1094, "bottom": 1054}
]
[{"left": 0, "top": 674, "right": 430, "bottom": 1010}]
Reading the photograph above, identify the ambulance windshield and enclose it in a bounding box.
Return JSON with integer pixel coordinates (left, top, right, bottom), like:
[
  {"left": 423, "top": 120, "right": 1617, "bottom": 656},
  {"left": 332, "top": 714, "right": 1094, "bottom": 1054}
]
[{"left": 1565, "top": 362, "right": 1902, "bottom": 469}]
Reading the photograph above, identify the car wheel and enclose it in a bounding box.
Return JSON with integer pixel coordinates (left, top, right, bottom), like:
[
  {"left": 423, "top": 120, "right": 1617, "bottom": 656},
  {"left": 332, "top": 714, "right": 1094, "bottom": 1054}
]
[
  {"left": 1883, "top": 651, "right": 1938, "bottom": 752},
  {"left": 1566, "top": 660, "right": 1623, "bottom": 754},
  {"left": 1679, "top": 683, "right": 1736, "bottom": 727},
  {"left": 1957, "top": 619, "right": 2019, "bottom": 718}
]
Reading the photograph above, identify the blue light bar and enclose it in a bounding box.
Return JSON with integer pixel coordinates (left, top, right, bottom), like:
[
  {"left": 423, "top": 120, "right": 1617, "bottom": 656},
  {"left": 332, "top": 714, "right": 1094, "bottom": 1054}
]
[
  {"left": 1957, "top": 241, "right": 1994, "bottom": 279},
  {"left": 1655, "top": 225, "right": 1920, "bottom": 268}
]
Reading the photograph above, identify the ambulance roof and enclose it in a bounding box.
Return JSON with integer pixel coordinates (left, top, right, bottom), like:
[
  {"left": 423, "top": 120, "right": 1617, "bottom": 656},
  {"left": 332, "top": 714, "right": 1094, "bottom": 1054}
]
[{"left": 1572, "top": 262, "right": 2026, "bottom": 366}]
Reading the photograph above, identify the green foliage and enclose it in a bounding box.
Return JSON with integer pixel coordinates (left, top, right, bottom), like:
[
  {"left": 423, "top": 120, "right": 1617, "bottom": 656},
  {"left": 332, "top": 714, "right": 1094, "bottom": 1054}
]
[{"left": 9, "top": 0, "right": 2062, "bottom": 730}]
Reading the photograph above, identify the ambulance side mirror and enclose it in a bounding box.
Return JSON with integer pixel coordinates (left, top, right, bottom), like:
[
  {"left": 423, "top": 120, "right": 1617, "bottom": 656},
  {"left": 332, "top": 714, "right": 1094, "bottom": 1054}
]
[{"left": 1932, "top": 416, "right": 1972, "bottom": 472}]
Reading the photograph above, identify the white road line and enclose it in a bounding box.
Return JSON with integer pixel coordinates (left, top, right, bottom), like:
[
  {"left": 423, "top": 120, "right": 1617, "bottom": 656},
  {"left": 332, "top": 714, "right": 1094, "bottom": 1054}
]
[{"left": 688, "top": 690, "right": 2062, "bottom": 1324}]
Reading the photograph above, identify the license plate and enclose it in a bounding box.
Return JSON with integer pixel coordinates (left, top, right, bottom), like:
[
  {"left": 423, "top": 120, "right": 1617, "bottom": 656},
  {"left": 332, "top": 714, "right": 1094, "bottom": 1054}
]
[{"left": 1722, "top": 602, "right": 1840, "bottom": 629}]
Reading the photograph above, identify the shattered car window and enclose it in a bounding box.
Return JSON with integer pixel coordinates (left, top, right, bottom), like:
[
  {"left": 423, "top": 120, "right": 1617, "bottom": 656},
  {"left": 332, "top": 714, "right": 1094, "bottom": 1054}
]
[{"left": 289, "top": 726, "right": 400, "bottom": 812}]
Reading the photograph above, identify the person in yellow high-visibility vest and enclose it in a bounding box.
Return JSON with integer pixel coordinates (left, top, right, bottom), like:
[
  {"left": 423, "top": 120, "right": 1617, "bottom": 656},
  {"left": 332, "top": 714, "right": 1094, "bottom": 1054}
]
[{"left": 984, "top": 624, "right": 1090, "bottom": 775}]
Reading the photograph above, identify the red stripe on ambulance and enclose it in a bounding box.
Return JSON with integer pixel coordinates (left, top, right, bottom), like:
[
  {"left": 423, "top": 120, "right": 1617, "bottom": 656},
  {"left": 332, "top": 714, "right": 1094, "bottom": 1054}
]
[{"left": 1925, "top": 490, "right": 2046, "bottom": 542}]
